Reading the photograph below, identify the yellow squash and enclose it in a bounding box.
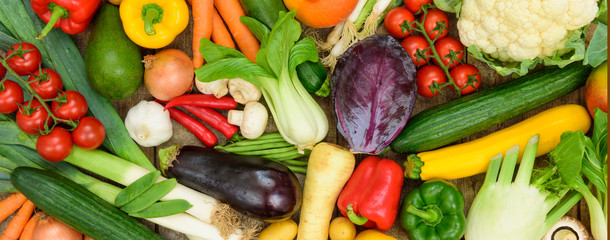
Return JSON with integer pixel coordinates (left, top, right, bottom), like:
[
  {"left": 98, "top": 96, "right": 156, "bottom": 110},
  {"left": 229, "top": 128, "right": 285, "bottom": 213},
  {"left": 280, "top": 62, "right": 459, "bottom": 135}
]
[{"left": 405, "top": 104, "right": 591, "bottom": 180}]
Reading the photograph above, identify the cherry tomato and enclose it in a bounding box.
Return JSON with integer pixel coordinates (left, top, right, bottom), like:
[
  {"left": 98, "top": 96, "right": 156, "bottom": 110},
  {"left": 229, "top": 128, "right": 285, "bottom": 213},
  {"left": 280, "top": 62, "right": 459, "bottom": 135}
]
[
  {"left": 0, "top": 80, "right": 24, "bottom": 114},
  {"left": 72, "top": 117, "right": 105, "bottom": 150},
  {"left": 16, "top": 99, "right": 50, "bottom": 134},
  {"left": 28, "top": 68, "right": 64, "bottom": 99},
  {"left": 404, "top": 0, "right": 433, "bottom": 14},
  {"left": 36, "top": 127, "right": 73, "bottom": 162},
  {"left": 401, "top": 35, "right": 432, "bottom": 67},
  {"left": 5, "top": 42, "right": 42, "bottom": 76},
  {"left": 384, "top": 7, "right": 416, "bottom": 39},
  {"left": 52, "top": 90, "right": 88, "bottom": 121},
  {"left": 420, "top": 9, "right": 449, "bottom": 40},
  {"left": 434, "top": 37, "right": 464, "bottom": 69},
  {"left": 450, "top": 64, "right": 481, "bottom": 95},
  {"left": 417, "top": 65, "right": 447, "bottom": 98},
  {"left": 0, "top": 62, "right": 6, "bottom": 79}
]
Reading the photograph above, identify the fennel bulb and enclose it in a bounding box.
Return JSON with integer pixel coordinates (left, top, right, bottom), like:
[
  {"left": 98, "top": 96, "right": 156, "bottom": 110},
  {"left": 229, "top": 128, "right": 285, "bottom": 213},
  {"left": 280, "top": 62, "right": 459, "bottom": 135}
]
[
  {"left": 195, "top": 11, "right": 328, "bottom": 151},
  {"left": 466, "top": 136, "right": 573, "bottom": 240}
]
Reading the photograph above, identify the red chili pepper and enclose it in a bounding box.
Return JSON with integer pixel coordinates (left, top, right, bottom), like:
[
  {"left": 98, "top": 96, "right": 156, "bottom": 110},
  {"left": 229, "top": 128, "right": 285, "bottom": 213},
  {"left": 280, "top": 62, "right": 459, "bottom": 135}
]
[
  {"left": 181, "top": 105, "right": 238, "bottom": 139},
  {"left": 167, "top": 108, "right": 217, "bottom": 147},
  {"left": 164, "top": 94, "right": 238, "bottom": 111},
  {"left": 337, "top": 156, "right": 404, "bottom": 232},
  {"left": 31, "top": 0, "right": 101, "bottom": 39}
]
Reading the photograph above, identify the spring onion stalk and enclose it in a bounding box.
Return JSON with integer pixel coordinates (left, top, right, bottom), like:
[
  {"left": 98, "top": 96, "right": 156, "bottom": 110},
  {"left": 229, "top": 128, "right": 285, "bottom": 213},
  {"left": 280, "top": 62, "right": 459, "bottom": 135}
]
[
  {"left": 359, "top": 0, "right": 393, "bottom": 38},
  {"left": 322, "top": 0, "right": 377, "bottom": 71},
  {"left": 196, "top": 11, "right": 328, "bottom": 151},
  {"left": 466, "top": 135, "right": 576, "bottom": 240},
  {"left": 0, "top": 144, "right": 243, "bottom": 240}
]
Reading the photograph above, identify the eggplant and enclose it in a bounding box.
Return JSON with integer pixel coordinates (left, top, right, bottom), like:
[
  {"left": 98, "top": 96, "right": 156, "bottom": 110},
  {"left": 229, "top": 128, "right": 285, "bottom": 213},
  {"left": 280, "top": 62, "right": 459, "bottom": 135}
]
[{"left": 159, "top": 145, "right": 302, "bottom": 221}]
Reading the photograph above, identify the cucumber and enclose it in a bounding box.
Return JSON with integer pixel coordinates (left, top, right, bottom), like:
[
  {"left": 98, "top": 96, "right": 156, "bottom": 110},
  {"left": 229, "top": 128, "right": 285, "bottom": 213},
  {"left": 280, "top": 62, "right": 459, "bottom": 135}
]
[
  {"left": 239, "top": 0, "right": 328, "bottom": 95},
  {"left": 390, "top": 62, "right": 592, "bottom": 153},
  {"left": 11, "top": 167, "right": 162, "bottom": 240},
  {"left": 85, "top": 4, "right": 143, "bottom": 100}
]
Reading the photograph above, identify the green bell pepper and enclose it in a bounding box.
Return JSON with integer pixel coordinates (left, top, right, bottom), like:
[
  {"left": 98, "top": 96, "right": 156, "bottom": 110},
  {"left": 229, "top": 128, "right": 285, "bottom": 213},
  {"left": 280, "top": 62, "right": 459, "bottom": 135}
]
[{"left": 399, "top": 179, "right": 466, "bottom": 240}]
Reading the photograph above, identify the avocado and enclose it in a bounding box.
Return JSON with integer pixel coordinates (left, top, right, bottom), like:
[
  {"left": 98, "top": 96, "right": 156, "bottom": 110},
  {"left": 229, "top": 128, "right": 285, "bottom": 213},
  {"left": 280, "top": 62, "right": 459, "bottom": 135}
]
[{"left": 85, "top": 4, "right": 143, "bottom": 100}]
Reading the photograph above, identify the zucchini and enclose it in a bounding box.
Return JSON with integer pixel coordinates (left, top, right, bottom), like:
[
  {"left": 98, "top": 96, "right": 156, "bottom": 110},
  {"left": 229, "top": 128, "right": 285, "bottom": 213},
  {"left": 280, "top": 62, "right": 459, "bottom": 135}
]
[
  {"left": 11, "top": 167, "right": 162, "bottom": 240},
  {"left": 239, "top": 0, "right": 329, "bottom": 95},
  {"left": 405, "top": 104, "right": 591, "bottom": 180},
  {"left": 391, "top": 62, "right": 592, "bottom": 153}
]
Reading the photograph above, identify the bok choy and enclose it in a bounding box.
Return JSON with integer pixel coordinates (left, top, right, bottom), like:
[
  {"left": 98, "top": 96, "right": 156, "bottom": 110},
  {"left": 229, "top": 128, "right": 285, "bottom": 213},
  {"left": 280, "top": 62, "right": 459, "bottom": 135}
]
[{"left": 195, "top": 11, "right": 328, "bottom": 151}]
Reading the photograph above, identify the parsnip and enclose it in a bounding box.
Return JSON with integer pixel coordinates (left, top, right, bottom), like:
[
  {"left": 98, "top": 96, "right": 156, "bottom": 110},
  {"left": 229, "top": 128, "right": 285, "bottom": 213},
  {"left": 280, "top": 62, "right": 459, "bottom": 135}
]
[{"left": 297, "top": 143, "right": 355, "bottom": 240}]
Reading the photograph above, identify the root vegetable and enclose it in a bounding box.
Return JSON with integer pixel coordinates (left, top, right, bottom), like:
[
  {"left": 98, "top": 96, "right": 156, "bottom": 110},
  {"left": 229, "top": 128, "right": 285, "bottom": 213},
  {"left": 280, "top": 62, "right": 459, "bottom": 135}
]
[
  {"left": 257, "top": 219, "right": 298, "bottom": 240},
  {"left": 143, "top": 49, "right": 194, "bottom": 101},
  {"left": 297, "top": 143, "right": 355, "bottom": 240}
]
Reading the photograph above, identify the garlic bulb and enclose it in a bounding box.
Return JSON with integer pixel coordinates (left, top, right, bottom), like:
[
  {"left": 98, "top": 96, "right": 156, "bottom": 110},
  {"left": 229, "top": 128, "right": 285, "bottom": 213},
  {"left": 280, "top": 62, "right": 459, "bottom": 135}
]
[{"left": 125, "top": 100, "right": 173, "bottom": 147}]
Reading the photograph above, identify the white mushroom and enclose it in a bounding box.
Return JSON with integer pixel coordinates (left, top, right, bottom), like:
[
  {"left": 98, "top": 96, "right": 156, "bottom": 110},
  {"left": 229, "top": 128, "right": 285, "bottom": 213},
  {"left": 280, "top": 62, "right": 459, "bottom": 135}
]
[
  {"left": 543, "top": 216, "right": 590, "bottom": 240},
  {"left": 227, "top": 102, "right": 268, "bottom": 139},
  {"left": 228, "top": 78, "right": 261, "bottom": 104},
  {"left": 195, "top": 79, "right": 229, "bottom": 98}
]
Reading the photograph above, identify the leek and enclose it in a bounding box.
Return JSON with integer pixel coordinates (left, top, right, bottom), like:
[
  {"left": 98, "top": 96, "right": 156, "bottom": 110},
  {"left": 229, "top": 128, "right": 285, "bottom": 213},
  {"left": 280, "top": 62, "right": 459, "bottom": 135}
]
[{"left": 195, "top": 11, "right": 328, "bottom": 151}]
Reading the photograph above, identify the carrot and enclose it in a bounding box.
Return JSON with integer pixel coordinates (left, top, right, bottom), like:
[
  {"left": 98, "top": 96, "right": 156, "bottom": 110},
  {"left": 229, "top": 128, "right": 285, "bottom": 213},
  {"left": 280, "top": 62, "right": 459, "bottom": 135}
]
[
  {"left": 0, "top": 193, "right": 27, "bottom": 223},
  {"left": 1, "top": 200, "right": 35, "bottom": 240},
  {"left": 192, "top": 0, "right": 214, "bottom": 68},
  {"left": 214, "top": 0, "right": 260, "bottom": 62},
  {"left": 211, "top": 8, "right": 236, "bottom": 49},
  {"left": 18, "top": 211, "right": 41, "bottom": 240},
  {"left": 297, "top": 143, "right": 355, "bottom": 240}
]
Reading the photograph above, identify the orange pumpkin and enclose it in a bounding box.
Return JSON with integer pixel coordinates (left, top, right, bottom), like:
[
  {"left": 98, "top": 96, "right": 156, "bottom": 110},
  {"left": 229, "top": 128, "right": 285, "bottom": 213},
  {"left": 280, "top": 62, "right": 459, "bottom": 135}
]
[{"left": 284, "top": 0, "right": 359, "bottom": 28}]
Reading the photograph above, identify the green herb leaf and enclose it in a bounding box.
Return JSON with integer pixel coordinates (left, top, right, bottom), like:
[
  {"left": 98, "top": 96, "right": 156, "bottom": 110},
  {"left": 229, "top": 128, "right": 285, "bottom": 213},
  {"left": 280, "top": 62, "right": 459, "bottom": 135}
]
[
  {"left": 120, "top": 178, "right": 177, "bottom": 213},
  {"left": 199, "top": 38, "right": 245, "bottom": 63},
  {"left": 584, "top": 23, "right": 607, "bottom": 67},
  {"left": 115, "top": 171, "right": 161, "bottom": 207},
  {"left": 240, "top": 16, "right": 270, "bottom": 48},
  {"left": 288, "top": 37, "right": 318, "bottom": 73},
  {"left": 129, "top": 199, "right": 192, "bottom": 219},
  {"left": 550, "top": 131, "right": 586, "bottom": 185}
]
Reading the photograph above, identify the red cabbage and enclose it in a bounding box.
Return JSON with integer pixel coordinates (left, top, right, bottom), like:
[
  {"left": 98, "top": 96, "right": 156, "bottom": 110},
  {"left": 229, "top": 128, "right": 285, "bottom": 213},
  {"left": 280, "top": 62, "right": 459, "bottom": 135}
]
[{"left": 332, "top": 34, "right": 417, "bottom": 154}]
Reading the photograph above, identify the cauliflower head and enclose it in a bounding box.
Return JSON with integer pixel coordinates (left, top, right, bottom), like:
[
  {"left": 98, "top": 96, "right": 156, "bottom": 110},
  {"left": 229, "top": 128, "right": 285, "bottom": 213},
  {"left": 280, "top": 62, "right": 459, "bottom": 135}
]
[{"left": 457, "top": 0, "right": 598, "bottom": 62}]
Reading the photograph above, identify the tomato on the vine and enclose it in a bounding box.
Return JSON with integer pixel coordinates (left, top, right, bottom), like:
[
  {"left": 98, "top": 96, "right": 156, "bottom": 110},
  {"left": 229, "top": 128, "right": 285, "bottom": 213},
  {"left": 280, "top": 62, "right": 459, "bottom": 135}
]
[
  {"left": 0, "top": 62, "right": 6, "bottom": 79},
  {"left": 0, "top": 80, "right": 24, "bottom": 114},
  {"left": 36, "top": 127, "right": 73, "bottom": 162},
  {"left": 72, "top": 117, "right": 105, "bottom": 150},
  {"left": 16, "top": 99, "right": 50, "bottom": 134},
  {"left": 420, "top": 9, "right": 449, "bottom": 40},
  {"left": 434, "top": 37, "right": 464, "bottom": 69},
  {"left": 6, "top": 42, "right": 42, "bottom": 76},
  {"left": 28, "top": 68, "right": 64, "bottom": 99},
  {"left": 404, "top": 0, "right": 433, "bottom": 14},
  {"left": 384, "top": 7, "right": 416, "bottom": 39},
  {"left": 401, "top": 35, "right": 431, "bottom": 67},
  {"left": 51, "top": 90, "right": 88, "bottom": 121},
  {"left": 450, "top": 64, "right": 481, "bottom": 95},
  {"left": 417, "top": 65, "right": 447, "bottom": 98}
]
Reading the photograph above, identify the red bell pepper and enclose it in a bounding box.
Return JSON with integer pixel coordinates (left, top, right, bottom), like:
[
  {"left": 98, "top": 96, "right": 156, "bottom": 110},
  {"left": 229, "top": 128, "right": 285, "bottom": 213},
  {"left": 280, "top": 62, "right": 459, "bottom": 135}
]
[
  {"left": 337, "top": 156, "right": 404, "bottom": 232},
  {"left": 31, "top": 0, "right": 101, "bottom": 39}
]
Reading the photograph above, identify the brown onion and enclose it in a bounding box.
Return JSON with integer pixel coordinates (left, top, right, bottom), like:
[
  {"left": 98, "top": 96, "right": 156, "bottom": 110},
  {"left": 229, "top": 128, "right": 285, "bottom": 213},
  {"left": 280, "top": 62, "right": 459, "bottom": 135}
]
[
  {"left": 143, "top": 49, "right": 194, "bottom": 101},
  {"left": 32, "top": 214, "right": 82, "bottom": 240}
]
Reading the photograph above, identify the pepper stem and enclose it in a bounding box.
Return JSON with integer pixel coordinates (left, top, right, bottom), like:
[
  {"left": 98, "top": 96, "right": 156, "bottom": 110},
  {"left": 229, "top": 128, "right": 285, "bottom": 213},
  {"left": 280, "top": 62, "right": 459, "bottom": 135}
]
[
  {"left": 142, "top": 4, "right": 164, "bottom": 36},
  {"left": 36, "top": 3, "right": 69, "bottom": 40},
  {"left": 406, "top": 204, "right": 444, "bottom": 227},
  {"left": 346, "top": 204, "right": 368, "bottom": 225}
]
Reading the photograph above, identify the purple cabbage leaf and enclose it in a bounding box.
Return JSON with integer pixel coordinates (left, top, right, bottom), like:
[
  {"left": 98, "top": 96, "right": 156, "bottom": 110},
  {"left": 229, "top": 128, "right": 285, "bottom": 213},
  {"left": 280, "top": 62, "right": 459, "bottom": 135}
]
[{"left": 332, "top": 34, "right": 417, "bottom": 154}]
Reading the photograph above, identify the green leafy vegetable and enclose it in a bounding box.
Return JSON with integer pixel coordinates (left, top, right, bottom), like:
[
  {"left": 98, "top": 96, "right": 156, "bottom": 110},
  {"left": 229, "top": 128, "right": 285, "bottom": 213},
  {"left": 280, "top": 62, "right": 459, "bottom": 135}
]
[
  {"left": 584, "top": 23, "right": 608, "bottom": 67},
  {"left": 196, "top": 11, "right": 328, "bottom": 151}
]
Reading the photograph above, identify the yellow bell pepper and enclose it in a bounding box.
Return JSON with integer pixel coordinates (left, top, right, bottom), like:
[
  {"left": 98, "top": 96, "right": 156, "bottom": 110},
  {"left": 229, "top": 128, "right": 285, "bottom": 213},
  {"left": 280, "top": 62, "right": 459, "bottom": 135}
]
[
  {"left": 119, "top": 0, "right": 189, "bottom": 49},
  {"left": 353, "top": 230, "right": 397, "bottom": 240}
]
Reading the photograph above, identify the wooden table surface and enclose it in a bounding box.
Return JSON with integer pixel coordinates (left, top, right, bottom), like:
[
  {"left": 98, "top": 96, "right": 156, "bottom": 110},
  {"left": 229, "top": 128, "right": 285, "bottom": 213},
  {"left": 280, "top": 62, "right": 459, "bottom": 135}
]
[{"left": 1, "top": 1, "right": 594, "bottom": 239}]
